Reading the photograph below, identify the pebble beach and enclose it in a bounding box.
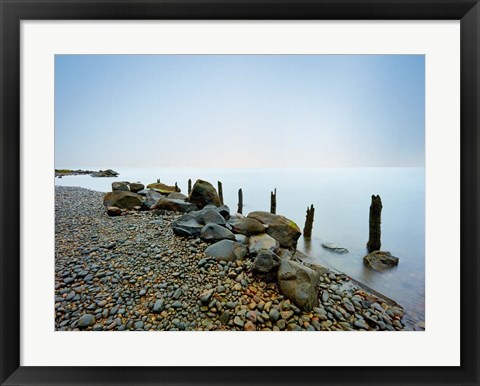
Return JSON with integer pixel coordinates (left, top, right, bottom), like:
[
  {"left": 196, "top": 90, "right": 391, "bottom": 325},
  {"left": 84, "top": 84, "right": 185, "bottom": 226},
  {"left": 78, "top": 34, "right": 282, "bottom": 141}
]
[{"left": 55, "top": 186, "right": 409, "bottom": 332}]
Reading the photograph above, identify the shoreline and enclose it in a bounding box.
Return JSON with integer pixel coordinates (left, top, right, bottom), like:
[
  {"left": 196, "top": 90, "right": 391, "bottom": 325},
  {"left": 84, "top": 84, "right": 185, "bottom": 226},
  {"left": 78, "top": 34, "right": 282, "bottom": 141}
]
[{"left": 55, "top": 186, "right": 412, "bottom": 331}]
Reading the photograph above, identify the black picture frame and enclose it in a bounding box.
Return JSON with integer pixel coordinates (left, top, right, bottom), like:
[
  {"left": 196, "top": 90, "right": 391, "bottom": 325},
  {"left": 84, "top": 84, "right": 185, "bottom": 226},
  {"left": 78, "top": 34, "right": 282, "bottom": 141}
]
[{"left": 1, "top": 1, "right": 479, "bottom": 385}]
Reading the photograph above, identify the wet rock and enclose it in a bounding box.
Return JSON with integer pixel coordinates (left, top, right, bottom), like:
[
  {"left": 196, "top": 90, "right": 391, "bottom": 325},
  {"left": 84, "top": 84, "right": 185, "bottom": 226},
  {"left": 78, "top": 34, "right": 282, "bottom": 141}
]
[
  {"left": 363, "top": 251, "right": 399, "bottom": 271},
  {"left": 321, "top": 242, "right": 349, "bottom": 253},
  {"left": 146, "top": 182, "right": 180, "bottom": 195}
]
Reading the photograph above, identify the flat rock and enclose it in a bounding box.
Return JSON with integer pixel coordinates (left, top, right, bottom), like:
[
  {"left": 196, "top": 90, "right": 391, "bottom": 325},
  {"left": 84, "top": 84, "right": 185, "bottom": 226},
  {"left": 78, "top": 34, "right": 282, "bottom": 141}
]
[
  {"left": 363, "top": 251, "right": 399, "bottom": 272},
  {"left": 321, "top": 242, "right": 349, "bottom": 253}
]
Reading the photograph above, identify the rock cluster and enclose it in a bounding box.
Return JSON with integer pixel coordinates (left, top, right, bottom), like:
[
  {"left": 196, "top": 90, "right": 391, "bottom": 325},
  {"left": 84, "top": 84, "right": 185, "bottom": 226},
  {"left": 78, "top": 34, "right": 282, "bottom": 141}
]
[
  {"left": 90, "top": 169, "right": 119, "bottom": 178},
  {"left": 55, "top": 184, "right": 409, "bottom": 332}
]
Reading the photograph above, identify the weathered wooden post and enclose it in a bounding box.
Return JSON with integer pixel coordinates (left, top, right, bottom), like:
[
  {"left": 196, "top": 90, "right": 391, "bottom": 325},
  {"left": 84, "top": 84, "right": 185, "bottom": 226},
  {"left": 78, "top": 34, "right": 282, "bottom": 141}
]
[
  {"left": 303, "top": 204, "right": 315, "bottom": 238},
  {"left": 237, "top": 188, "right": 243, "bottom": 214},
  {"left": 157, "top": 178, "right": 160, "bottom": 183},
  {"left": 175, "top": 182, "right": 179, "bottom": 192},
  {"left": 188, "top": 179, "right": 192, "bottom": 195},
  {"left": 367, "top": 195, "right": 382, "bottom": 252},
  {"left": 270, "top": 188, "right": 277, "bottom": 214},
  {"left": 218, "top": 181, "right": 224, "bottom": 205}
]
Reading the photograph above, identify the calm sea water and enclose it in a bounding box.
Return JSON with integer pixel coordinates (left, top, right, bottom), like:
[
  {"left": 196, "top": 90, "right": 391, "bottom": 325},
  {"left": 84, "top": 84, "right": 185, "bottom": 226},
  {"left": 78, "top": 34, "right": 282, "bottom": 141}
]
[{"left": 55, "top": 167, "right": 425, "bottom": 325}]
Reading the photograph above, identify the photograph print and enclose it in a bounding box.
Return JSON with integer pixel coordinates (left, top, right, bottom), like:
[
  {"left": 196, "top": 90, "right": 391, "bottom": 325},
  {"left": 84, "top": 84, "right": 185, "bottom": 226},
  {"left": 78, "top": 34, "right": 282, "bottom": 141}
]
[{"left": 54, "top": 54, "right": 425, "bottom": 332}]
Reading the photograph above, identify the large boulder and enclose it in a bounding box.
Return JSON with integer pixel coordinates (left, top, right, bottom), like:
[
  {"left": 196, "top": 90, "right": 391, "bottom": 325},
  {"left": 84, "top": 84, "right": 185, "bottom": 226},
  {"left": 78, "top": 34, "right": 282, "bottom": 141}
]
[
  {"left": 200, "top": 223, "right": 236, "bottom": 242},
  {"left": 247, "top": 211, "right": 301, "bottom": 249},
  {"left": 200, "top": 209, "right": 226, "bottom": 226},
  {"left": 252, "top": 249, "right": 281, "bottom": 282},
  {"left": 146, "top": 182, "right": 180, "bottom": 195},
  {"left": 129, "top": 182, "right": 145, "bottom": 193},
  {"left": 227, "top": 217, "right": 266, "bottom": 236},
  {"left": 167, "top": 192, "right": 188, "bottom": 200},
  {"left": 188, "top": 179, "right": 220, "bottom": 209},
  {"left": 143, "top": 190, "right": 164, "bottom": 209},
  {"left": 204, "top": 240, "right": 248, "bottom": 261},
  {"left": 112, "top": 181, "right": 129, "bottom": 191},
  {"left": 321, "top": 242, "right": 349, "bottom": 254},
  {"left": 103, "top": 191, "right": 143, "bottom": 210},
  {"left": 152, "top": 198, "right": 197, "bottom": 213},
  {"left": 277, "top": 260, "right": 319, "bottom": 310},
  {"left": 171, "top": 214, "right": 204, "bottom": 237},
  {"left": 363, "top": 251, "right": 399, "bottom": 272},
  {"left": 248, "top": 233, "right": 280, "bottom": 255}
]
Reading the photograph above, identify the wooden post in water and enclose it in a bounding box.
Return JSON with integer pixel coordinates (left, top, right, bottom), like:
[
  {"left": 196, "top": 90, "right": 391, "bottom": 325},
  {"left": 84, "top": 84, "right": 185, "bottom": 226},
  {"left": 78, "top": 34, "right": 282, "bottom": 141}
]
[
  {"left": 157, "top": 178, "right": 160, "bottom": 183},
  {"left": 270, "top": 188, "right": 277, "bottom": 214},
  {"left": 218, "top": 181, "right": 224, "bottom": 205},
  {"left": 237, "top": 188, "right": 243, "bottom": 214},
  {"left": 175, "top": 182, "right": 180, "bottom": 192},
  {"left": 367, "top": 195, "right": 382, "bottom": 252},
  {"left": 303, "top": 204, "right": 315, "bottom": 238},
  {"left": 188, "top": 179, "right": 192, "bottom": 195}
]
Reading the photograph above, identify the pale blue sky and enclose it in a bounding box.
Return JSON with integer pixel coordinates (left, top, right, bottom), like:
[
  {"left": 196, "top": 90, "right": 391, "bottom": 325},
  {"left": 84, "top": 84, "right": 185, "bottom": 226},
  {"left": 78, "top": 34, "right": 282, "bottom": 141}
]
[{"left": 55, "top": 55, "right": 425, "bottom": 168}]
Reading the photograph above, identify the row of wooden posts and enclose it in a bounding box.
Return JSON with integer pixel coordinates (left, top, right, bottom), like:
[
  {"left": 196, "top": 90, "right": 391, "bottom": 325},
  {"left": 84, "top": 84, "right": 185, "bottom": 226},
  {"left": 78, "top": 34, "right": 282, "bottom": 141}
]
[{"left": 185, "top": 179, "right": 383, "bottom": 252}]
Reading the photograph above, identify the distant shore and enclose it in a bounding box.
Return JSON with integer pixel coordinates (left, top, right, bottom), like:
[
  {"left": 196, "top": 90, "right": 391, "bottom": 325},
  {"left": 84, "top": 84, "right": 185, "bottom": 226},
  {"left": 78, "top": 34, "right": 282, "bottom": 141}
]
[
  {"left": 55, "top": 168, "right": 119, "bottom": 178},
  {"left": 54, "top": 186, "right": 411, "bottom": 331}
]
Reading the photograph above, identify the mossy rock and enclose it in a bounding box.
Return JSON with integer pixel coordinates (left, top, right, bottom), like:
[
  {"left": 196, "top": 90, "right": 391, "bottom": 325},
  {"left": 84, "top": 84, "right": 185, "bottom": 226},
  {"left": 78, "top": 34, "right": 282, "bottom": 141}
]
[
  {"left": 247, "top": 211, "right": 301, "bottom": 250},
  {"left": 146, "top": 182, "right": 180, "bottom": 195},
  {"left": 103, "top": 191, "right": 143, "bottom": 210}
]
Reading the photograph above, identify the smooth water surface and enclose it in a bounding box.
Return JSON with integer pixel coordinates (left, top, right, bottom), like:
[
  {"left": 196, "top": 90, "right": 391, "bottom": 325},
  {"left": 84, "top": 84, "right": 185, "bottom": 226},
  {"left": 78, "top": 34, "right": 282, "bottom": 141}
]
[{"left": 55, "top": 167, "right": 425, "bottom": 324}]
